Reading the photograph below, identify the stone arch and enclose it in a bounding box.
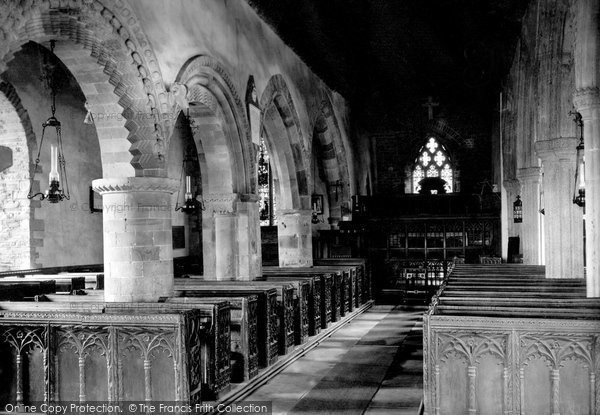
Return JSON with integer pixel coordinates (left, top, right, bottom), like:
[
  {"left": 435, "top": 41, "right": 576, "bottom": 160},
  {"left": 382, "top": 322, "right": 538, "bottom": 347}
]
[
  {"left": 311, "top": 90, "right": 352, "bottom": 220},
  {"left": 260, "top": 74, "right": 309, "bottom": 210},
  {"left": 0, "top": 0, "right": 170, "bottom": 177},
  {"left": 0, "top": 81, "right": 42, "bottom": 269},
  {"left": 174, "top": 56, "right": 254, "bottom": 196},
  {"left": 172, "top": 56, "right": 260, "bottom": 280}
]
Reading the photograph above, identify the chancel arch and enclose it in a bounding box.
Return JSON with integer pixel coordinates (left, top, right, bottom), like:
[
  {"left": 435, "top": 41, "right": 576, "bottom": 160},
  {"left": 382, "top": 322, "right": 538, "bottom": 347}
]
[
  {"left": 260, "top": 74, "right": 312, "bottom": 267},
  {"left": 172, "top": 55, "right": 260, "bottom": 281}
]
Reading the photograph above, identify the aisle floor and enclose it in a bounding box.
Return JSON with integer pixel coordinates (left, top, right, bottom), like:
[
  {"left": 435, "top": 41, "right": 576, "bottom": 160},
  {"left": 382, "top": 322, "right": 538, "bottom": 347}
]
[{"left": 245, "top": 305, "right": 424, "bottom": 414}]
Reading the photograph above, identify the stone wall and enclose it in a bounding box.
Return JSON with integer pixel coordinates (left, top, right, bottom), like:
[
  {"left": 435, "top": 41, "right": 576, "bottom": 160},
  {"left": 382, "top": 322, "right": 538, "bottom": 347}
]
[{"left": 0, "top": 83, "right": 36, "bottom": 270}]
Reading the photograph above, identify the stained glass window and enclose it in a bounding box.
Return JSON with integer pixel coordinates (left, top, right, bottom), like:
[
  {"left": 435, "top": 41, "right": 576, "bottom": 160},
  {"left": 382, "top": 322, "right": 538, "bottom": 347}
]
[
  {"left": 412, "top": 137, "right": 453, "bottom": 193},
  {"left": 258, "top": 137, "right": 277, "bottom": 226}
]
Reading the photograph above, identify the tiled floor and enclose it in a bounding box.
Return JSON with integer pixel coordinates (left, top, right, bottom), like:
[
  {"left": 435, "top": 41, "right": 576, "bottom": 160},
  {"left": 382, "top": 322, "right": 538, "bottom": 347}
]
[{"left": 245, "top": 305, "right": 424, "bottom": 414}]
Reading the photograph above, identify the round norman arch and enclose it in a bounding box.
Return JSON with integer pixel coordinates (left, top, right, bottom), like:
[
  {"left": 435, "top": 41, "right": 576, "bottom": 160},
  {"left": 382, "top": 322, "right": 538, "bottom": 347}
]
[
  {"left": 173, "top": 56, "right": 254, "bottom": 196},
  {"left": 260, "top": 74, "right": 309, "bottom": 210},
  {"left": 0, "top": 81, "right": 41, "bottom": 269},
  {"left": 0, "top": 0, "right": 170, "bottom": 177}
]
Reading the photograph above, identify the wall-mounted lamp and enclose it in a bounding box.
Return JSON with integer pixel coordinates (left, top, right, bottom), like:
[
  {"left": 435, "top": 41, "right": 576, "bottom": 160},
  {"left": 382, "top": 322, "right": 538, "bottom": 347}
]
[
  {"left": 513, "top": 195, "right": 522, "bottom": 223},
  {"left": 311, "top": 194, "right": 324, "bottom": 224},
  {"left": 330, "top": 180, "right": 344, "bottom": 201},
  {"left": 572, "top": 111, "right": 585, "bottom": 208}
]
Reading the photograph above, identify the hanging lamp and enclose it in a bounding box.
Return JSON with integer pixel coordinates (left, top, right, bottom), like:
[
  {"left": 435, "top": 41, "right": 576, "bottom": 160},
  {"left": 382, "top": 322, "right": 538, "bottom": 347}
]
[{"left": 27, "top": 40, "right": 70, "bottom": 204}]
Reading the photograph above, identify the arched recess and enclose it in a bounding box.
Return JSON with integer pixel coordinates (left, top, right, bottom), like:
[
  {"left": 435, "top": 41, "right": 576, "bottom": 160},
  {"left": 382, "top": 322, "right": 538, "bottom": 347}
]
[
  {"left": 0, "top": 0, "right": 170, "bottom": 177},
  {"left": 260, "top": 74, "right": 309, "bottom": 210},
  {"left": 312, "top": 91, "right": 352, "bottom": 221},
  {"left": 171, "top": 56, "right": 260, "bottom": 280},
  {"left": 174, "top": 56, "right": 254, "bottom": 196},
  {"left": 0, "top": 81, "right": 40, "bottom": 270}
]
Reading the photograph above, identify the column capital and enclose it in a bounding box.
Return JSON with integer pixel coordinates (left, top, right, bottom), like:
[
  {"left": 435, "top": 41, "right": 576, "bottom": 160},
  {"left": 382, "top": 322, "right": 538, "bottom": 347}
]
[
  {"left": 204, "top": 193, "right": 239, "bottom": 215},
  {"left": 92, "top": 177, "right": 179, "bottom": 195},
  {"left": 573, "top": 87, "right": 600, "bottom": 113},
  {"left": 517, "top": 166, "right": 541, "bottom": 182},
  {"left": 502, "top": 179, "right": 521, "bottom": 194},
  {"left": 534, "top": 137, "right": 578, "bottom": 161}
]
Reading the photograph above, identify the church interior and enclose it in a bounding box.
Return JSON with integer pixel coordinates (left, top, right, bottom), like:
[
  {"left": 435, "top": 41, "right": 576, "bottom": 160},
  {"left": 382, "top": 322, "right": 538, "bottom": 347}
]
[{"left": 0, "top": 0, "right": 599, "bottom": 414}]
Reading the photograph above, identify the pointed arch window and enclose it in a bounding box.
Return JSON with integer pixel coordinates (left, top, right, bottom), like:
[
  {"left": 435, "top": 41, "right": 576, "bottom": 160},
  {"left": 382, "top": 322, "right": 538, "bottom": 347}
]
[
  {"left": 412, "top": 137, "right": 454, "bottom": 193},
  {"left": 258, "top": 137, "right": 277, "bottom": 226}
]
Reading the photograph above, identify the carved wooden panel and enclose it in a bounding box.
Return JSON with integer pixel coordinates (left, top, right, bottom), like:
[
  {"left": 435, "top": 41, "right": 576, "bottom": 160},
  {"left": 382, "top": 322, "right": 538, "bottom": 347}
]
[
  {"left": 0, "top": 326, "right": 47, "bottom": 405},
  {"left": 245, "top": 297, "right": 259, "bottom": 379},
  {"left": 423, "top": 315, "right": 600, "bottom": 415},
  {"left": 0, "top": 309, "right": 204, "bottom": 406},
  {"left": 265, "top": 291, "right": 280, "bottom": 365},
  {"left": 298, "top": 281, "right": 310, "bottom": 343},
  {"left": 278, "top": 286, "right": 295, "bottom": 355},
  {"left": 312, "top": 277, "right": 322, "bottom": 334},
  {"left": 321, "top": 274, "right": 333, "bottom": 327}
]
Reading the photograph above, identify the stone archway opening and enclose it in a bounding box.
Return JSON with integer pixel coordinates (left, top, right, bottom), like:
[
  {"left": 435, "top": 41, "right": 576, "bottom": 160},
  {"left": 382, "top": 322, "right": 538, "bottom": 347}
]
[
  {"left": 1, "top": 41, "right": 104, "bottom": 269},
  {"left": 260, "top": 75, "right": 312, "bottom": 267},
  {"left": 173, "top": 56, "right": 260, "bottom": 281}
]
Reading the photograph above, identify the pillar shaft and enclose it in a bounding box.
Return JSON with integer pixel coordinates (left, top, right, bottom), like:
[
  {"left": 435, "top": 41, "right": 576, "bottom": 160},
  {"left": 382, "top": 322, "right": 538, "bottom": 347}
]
[
  {"left": 501, "top": 179, "right": 520, "bottom": 261},
  {"left": 535, "top": 138, "right": 584, "bottom": 279},
  {"left": 574, "top": 89, "right": 600, "bottom": 295},
  {"left": 516, "top": 167, "right": 543, "bottom": 265},
  {"left": 203, "top": 193, "right": 261, "bottom": 281},
  {"left": 93, "top": 177, "right": 179, "bottom": 302},
  {"left": 278, "top": 209, "right": 313, "bottom": 267}
]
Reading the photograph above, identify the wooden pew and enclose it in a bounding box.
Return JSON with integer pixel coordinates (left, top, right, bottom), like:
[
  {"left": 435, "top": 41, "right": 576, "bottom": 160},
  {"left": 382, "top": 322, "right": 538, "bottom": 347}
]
[
  {"left": 263, "top": 267, "right": 345, "bottom": 322},
  {"left": 173, "top": 286, "right": 279, "bottom": 368},
  {"left": 314, "top": 258, "right": 371, "bottom": 302},
  {"left": 4, "top": 297, "right": 231, "bottom": 399},
  {"left": 57, "top": 272, "right": 104, "bottom": 290},
  {"left": 423, "top": 264, "right": 600, "bottom": 414},
  {"left": 0, "top": 275, "right": 84, "bottom": 293},
  {"left": 261, "top": 272, "right": 330, "bottom": 332},
  {"left": 103, "top": 302, "right": 232, "bottom": 400},
  {"left": 175, "top": 280, "right": 296, "bottom": 356},
  {"left": 0, "top": 301, "right": 206, "bottom": 404},
  {"left": 0, "top": 280, "right": 56, "bottom": 300},
  {"left": 168, "top": 296, "right": 260, "bottom": 382},
  {"left": 262, "top": 277, "right": 312, "bottom": 344}
]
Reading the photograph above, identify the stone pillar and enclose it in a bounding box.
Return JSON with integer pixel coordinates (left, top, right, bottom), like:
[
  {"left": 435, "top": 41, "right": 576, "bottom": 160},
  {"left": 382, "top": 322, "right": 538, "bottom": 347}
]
[
  {"left": 278, "top": 209, "right": 313, "bottom": 267},
  {"left": 501, "top": 179, "right": 520, "bottom": 261},
  {"left": 516, "top": 167, "right": 543, "bottom": 265},
  {"left": 203, "top": 193, "right": 262, "bottom": 281},
  {"left": 574, "top": 89, "right": 600, "bottom": 294},
  {"left": 535, "top": 138, "right": 584, "bottom": 278},
  {"left": 236, "top": 194, "right": 262, "bottom": 280},
  {"left": 93, "top": 177, "right": 179, "bottom": 302},
  {"left": 573, "top": 0, "right": 599, "bottom": 296}
]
